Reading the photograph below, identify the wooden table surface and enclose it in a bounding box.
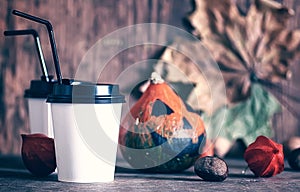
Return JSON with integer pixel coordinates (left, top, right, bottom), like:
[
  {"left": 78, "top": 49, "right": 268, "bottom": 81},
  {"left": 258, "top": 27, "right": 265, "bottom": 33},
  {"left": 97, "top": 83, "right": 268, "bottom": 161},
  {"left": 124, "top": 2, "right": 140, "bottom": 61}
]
[{"left": 0, "top": 155, "right": 300, "bottom": 191}]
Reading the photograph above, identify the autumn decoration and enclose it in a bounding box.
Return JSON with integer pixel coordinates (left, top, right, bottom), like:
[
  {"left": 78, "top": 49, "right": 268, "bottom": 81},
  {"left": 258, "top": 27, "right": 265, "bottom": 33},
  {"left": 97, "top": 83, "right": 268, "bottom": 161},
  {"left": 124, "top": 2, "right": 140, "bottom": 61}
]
[
  {"left": 21, "top": 134, "right": 56, "bottom": 177},
  {"left": 119, "top": 73, "right": 207, "bottom": 172},
  {"left": 188, "top": 0, "right": 300, "bottom": 101},
  {"left": 156, "top": 0, "right": 300, "bottom": 157},
  {"left": 194, "top": 156, "right": 228, "bottom": 181},
  {"left": 244, "top": 135, "right": 284, "bottom": 177}
]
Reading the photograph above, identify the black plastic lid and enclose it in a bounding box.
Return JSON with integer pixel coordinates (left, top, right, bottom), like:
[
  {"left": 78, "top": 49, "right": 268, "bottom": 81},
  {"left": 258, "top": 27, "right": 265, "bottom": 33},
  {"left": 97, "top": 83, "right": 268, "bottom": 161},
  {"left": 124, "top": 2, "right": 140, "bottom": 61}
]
[
  {"left": 24, "top": 76, "right": 55, "bottom": 99},
  {"left": 46, "top": 79, "right": 125, "bottom": 104}
]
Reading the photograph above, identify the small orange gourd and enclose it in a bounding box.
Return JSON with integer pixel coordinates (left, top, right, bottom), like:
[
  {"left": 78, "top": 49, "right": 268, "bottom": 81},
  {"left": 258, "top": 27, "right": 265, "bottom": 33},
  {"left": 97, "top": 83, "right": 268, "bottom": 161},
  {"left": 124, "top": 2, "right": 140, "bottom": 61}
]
[{"left": 119, "top": 73, "right": 207, "bottom": 172}]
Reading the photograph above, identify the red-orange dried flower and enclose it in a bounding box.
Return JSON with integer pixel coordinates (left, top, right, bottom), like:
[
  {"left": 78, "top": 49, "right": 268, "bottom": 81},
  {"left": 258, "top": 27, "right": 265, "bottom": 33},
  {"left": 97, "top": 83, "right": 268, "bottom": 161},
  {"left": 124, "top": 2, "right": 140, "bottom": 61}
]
[
  {"left": 21, "top": 133, "right": 56, "bottom": 177},
  {"left": 244, "top": 135, "right": 284, "bottom": 177}
]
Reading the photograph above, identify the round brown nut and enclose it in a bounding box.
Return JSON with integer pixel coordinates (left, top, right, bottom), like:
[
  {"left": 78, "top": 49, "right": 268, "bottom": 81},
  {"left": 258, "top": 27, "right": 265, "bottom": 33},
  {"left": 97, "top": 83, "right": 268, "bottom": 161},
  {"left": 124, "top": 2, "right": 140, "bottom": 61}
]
[{"left": 194, "top": 156, "right": 228, "bottom": 181}]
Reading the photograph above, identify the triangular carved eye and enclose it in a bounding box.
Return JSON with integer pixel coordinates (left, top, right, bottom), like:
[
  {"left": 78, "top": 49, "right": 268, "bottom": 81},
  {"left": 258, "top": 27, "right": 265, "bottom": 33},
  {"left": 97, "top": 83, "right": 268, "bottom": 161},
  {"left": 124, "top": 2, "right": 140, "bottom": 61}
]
[
  {"left": 183, "top": 117, "right": 192, "bottom": 129},
  {"left": 151, "top": 99, "right": 174, "bottom": 117}
]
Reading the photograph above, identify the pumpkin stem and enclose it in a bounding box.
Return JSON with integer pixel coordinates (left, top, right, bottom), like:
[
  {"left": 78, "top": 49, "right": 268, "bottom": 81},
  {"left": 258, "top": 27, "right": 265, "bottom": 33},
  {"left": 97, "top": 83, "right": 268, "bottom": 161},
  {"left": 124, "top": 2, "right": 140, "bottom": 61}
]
[{"left": 150, "top": 72, "right": 164, "bottom": 84}]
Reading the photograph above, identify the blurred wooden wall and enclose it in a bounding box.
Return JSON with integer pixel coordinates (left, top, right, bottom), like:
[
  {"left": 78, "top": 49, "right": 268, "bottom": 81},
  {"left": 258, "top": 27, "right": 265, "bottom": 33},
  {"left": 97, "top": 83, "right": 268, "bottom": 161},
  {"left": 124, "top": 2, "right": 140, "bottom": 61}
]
[{"left": 0, "top": 0, "right": 299, "bottom": 154}]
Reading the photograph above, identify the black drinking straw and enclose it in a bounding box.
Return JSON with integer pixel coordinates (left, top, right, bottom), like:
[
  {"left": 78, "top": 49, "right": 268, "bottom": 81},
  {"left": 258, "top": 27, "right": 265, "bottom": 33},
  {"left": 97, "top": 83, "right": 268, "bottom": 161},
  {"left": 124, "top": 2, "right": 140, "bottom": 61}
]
[
  {"left": 12, "top": 10, "right": 62, "bottom": 84},
  {"left": 4, "top": 29, "right": 51, "bottom": 82}
]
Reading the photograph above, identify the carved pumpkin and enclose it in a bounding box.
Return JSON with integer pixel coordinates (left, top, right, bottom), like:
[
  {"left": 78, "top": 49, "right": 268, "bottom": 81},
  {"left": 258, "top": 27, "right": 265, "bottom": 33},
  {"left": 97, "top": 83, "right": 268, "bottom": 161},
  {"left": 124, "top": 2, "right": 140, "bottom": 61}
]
[{"left": 119, "top": 73, "right": 207, "bottom": 172}]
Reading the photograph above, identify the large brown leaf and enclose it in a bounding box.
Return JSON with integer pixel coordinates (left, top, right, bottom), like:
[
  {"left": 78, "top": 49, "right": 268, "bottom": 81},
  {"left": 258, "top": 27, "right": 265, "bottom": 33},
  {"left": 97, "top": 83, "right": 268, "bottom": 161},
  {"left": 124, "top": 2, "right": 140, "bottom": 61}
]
[
  {"left": 188, "top": 0, "right": 300, "bottom": 106},
  {"left": 155, "top": 38, "right": 227, "bottom": 115}
]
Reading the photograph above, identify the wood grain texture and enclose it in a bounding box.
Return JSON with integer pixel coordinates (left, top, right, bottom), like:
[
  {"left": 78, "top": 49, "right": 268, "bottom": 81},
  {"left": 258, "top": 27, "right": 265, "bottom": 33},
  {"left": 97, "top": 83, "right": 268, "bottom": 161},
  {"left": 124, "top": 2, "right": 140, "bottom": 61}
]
[
  {"left": 1, "top": 157, "right": 300, "bottom": 191},
  {"left": 0, "top": 0, "right": 192, "bottom": 154},
  {"left": 0, "top": 0, "right": 299, "bottom": 154}
]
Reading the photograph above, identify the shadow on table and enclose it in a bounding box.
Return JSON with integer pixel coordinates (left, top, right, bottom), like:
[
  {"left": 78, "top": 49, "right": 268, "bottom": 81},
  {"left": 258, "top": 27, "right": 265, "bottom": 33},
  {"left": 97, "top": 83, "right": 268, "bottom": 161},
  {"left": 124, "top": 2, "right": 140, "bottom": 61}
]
[
  {"left": 0, "top": 169, "right": 58, "bottom": 181},
  {"left": 228, "top": 173, "right": 256, "bottom": 179},
  {"left": 117, "top": 173, "right": 203, "bottom": 182},
  {"left": 116, "top": 166, "right": 256, "bottom": 182}
]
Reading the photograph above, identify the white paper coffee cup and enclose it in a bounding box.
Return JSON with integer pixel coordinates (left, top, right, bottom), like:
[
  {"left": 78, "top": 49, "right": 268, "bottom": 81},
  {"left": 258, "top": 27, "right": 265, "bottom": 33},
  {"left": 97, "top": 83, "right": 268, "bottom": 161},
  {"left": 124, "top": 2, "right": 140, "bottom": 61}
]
[
  {"left": 27, "top": 98, "right": 53, "bottom": 137},
  {"left": 47, "top": 80, "right": 125, "bottom": 183},
  {"left": 24, "top": 79, "right": 55, "bottom": 137}
]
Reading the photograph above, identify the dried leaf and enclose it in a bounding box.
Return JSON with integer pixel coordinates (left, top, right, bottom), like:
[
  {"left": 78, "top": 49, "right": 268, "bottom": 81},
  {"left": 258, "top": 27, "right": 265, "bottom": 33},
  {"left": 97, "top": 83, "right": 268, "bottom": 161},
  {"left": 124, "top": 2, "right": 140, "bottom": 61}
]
[
  {"left": 155, "top": 39, "right": 227, "bottom": 115},
  {"left": 202, "top": 84, "right": 281, "bottom": 146},
  {"left": 188, "top": 0, "right": 300, "bottom": 104}
]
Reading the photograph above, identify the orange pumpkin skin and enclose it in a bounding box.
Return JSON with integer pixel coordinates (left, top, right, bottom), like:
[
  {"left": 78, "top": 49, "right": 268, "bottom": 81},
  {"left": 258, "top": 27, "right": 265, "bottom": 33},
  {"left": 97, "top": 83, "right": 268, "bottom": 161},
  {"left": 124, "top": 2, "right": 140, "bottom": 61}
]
[{"left": 119, "top": 82, "right": 206, "bottom": 172}]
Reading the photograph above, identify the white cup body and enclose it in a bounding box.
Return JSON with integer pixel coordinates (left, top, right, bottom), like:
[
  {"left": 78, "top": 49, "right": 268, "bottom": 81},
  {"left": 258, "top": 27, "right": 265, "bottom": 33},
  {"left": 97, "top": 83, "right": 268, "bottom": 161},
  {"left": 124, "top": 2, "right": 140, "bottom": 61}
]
[
  {"left": 51, "top": 103, "right": 122, "bottom": 183},
  {"left": 27, "top": 98, "right": 54, "bottom": 138}
]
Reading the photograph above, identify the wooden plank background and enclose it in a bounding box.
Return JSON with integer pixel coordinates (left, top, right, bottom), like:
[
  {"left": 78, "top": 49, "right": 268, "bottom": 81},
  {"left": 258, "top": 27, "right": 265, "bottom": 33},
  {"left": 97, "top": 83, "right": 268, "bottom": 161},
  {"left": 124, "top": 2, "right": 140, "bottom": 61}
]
[{"left": 0, "top": 0, "right": 299, "bottom": 154}]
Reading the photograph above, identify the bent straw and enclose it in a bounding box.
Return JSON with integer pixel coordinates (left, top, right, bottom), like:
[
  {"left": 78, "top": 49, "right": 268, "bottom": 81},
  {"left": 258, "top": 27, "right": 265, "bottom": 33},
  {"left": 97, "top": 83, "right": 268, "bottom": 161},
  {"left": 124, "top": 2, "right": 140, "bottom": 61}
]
[
  {"left": 4, "top": 29, "right": 51, "bottom": 82},
  {"left": 12, "top": 10, "right": 62, "bottom": 84}
]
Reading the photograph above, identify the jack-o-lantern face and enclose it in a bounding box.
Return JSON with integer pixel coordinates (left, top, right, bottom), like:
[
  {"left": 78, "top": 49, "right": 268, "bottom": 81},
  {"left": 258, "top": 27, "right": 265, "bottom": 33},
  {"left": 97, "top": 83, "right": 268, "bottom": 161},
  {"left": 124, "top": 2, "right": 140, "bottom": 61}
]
[{"left": 119, "top": 74, "right": 207, "bottom": 172}]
